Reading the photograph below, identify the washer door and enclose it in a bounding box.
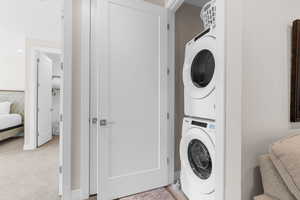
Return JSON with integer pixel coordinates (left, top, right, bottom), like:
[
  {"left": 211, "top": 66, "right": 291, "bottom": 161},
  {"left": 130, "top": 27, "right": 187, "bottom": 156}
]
[
  {"left": 180, "top": 127, "right": 215, "bottom": 194},
  {"left": 183, "top": 35, "right": 216, "bottom": 99},
  {"left": 188, "top": 139, "right": 212, "bottom": 180}
]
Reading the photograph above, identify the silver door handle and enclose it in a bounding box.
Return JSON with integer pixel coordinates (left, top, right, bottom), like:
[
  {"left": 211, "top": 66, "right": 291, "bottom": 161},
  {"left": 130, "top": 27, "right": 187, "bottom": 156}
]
[
  {"left": 100, "top": 119, "right": 115, "bottom": 127},
  {"left": 91, "top": 117, "right": 98, "bottom": 124}
]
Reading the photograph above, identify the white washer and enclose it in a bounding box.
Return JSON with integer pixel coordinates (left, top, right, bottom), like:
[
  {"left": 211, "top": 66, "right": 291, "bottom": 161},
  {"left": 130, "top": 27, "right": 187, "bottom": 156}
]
[
  {"left": 180, "top": 117, "right": 215, "bottom": 200},
  {"left": 183, "top": 28, "right": 216, "bottom": 120}
]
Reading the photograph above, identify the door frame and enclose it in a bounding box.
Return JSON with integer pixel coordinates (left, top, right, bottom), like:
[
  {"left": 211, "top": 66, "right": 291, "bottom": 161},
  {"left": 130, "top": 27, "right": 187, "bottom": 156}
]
[
  {"left": 80, "top": 0, "right": 91, "bottom": 199},
  {"left": 167, "top": 0, "right": 225, "bottom": 192},
  {"left": 62, "top": 0, "right": 72, "bottom": 199},
  {"left": 24, "top": 43, "right": 62, "bottom": 150},
  {"left": 22, "top": 0, "right": 73, "bottom": 199},
  {"left": 166, "top": 1, "right": 242, "bottom": 200}
]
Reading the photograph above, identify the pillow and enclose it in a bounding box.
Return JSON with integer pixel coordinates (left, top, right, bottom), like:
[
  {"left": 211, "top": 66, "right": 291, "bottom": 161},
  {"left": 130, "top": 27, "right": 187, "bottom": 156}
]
[
  {"left": 259, "top": 154, "right": 295, "bottom": 200},
  {"left": 270, "top": 134, "right": 300, "bottom": 200},
  {"left": 0, "top": 102, "right": 11, "bottom": 115}
]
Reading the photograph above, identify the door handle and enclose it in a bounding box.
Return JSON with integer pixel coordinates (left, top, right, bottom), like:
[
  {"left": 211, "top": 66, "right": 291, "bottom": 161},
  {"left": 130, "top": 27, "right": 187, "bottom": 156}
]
[
  {"left": 99, "top": 119, "right": 115, "bottom": 127},
  {"left": 91, "top": 117, "right": 98, "bottom": 124}
]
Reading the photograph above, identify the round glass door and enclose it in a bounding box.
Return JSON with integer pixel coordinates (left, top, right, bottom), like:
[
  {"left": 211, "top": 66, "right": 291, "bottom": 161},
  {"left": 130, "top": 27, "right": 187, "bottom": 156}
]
[
  {"left": 187, "top": 139, "right": 212, "bottom": 180},
  {"left": 190, "top": 49, "right": 215, "bottom": 88}
]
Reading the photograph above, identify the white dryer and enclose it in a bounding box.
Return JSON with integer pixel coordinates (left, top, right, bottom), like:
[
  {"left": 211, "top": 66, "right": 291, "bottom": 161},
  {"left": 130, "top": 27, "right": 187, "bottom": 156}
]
[
  {"left": 183, "top": 28, "right": 216, "bottom": 120},
  {"left": 180, "top": 117, "right": 215, "bottom": 200}
]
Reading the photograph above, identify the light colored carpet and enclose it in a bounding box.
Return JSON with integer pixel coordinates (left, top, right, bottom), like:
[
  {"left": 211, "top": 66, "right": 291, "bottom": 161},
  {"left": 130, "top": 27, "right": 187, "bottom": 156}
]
[
  {"left": 0, "top": 136, "right": 60, "bottom": 200},
  {"left": 0, "top": 137, "right": 178, "bottom": 200}
]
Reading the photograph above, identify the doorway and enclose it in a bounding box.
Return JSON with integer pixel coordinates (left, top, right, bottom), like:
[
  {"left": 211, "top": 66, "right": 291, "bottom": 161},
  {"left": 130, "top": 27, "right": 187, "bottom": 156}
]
[
  {"left": 0, "top": 0, "right": 68, "bottom": 198},
  {"left": 36, "top": 50, "right": 62, "bottom": 148},
  {"left": 34, "top": 48, "right": 64, "bottom": 195}
]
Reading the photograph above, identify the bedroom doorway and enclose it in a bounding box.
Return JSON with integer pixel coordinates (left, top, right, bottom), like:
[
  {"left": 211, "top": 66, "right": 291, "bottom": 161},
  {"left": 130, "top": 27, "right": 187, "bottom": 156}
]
[
  {"left": 0, "top": 0, "right": 73, "bottom": 199},
  {"left": 35, "top": 48, "right": 64, "bottom": 195}
]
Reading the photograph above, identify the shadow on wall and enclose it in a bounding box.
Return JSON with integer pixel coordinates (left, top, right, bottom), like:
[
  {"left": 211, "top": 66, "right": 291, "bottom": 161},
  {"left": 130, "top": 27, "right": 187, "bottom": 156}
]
[
  {"left": 174, "top": 3, "right": 204, "bottom": 172},
  {"left": 250, "top": 166, "right": 263, "bottom": 198}
]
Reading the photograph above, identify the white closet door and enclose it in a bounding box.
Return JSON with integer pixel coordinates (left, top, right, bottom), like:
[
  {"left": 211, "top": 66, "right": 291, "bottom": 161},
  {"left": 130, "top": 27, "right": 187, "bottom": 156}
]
[
  {"left": 95, "top": 0, "right": 169, "bottom": 199},
  {"left": 37, "top": 53, "right": 53, "bottom": 147}
]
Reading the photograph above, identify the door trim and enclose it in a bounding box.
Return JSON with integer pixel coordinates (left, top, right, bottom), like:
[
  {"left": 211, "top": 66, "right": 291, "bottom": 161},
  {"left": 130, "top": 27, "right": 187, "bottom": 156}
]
[
  {"left": 62, "top": 0, "right": 73, "bottom": 199},
  {"left": 167, "top": 10, "right": 175, "bottom": 184},
  {"left": 80, "top": 0, "right": 91, "bottom": 199}
]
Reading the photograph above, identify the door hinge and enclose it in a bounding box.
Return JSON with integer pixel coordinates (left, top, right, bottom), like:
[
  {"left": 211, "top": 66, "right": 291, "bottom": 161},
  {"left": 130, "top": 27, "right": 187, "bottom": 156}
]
[
  {"left": 167, "top": 157, "right": 170, "bottom": 165},
  {"left": 37, "top": 58, "right": 40, "bottom": 63},
  {"left": 60, "top": 62, "right": 64, "bottom": 71},
  {"left": 167, "top": 112, "right": 170, "bottom": 120},
  {"left": 167, "top": 24, "right": 170, "bottom": 30},
  {"left": 60, "top": 114, "right": 63, "bottom": 122},
  {"left": 167, "top": 68, "right": 170, "bottom": 75},
  {"left": 37, "top": 107, "right": 40, "bottom": 112},
  {"left": 59, "top": 166, "right": 63, "bottom": 174}
]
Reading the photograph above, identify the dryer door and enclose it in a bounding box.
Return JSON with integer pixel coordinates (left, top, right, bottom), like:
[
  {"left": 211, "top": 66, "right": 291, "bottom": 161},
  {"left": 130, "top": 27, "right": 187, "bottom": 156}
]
[
  {"left": 183, "top": 35, "right": 216, "bottom": 99},
  {"left": 180, "top": 127, "right": 215, "bottom": 194},
  {"left": 191, "top": 49, "right": 215, "bottom": 89}
]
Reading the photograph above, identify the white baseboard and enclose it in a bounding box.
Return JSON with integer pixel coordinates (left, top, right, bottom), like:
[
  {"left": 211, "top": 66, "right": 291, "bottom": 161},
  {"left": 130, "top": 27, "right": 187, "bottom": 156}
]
[
  {"left": 72, "top": 189, "right": 81, "bottom": 200},
  {"left": 72, "top": 189, "right": 90, "bottom": 200},
  {"left": 23, "top": 143, "right": 36, "bottom": 151},
  {"left": 80, "top": 191, "right": 90, "bottom": 200}
]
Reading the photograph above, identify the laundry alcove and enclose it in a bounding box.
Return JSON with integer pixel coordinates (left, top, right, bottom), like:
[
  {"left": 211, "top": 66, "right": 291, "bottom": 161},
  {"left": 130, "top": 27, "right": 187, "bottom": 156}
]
[{"left": 78, "top": 0, "right": 239, "bottom": 199}]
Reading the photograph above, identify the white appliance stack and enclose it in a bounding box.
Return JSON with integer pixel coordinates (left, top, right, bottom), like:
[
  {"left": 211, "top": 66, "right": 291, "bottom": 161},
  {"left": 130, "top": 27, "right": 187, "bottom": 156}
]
[{"left": 180, "top": 1, "right": 216, "bottom": 200}]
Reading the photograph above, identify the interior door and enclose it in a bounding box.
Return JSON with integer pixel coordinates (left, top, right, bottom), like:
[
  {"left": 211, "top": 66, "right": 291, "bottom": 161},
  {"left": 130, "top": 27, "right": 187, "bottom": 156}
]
[
  {"left": 95, "top": 0, "right": 169, "bottom": 199},
  {"left": 37, "top": 53, "right": 53, "bottom": 147}
]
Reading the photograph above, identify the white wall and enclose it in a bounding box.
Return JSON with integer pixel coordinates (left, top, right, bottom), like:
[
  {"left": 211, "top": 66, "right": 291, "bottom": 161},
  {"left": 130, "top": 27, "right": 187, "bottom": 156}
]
[
  {"left": 0, "top": 0, "right": 62, "bottom": 41},
  {"left": 242, "top": 0, "right": 300, "bottom": 199},
  {"left": 0, "top": 0, "right": 62, "bottom": 91},
  {"left": 0, "top": 30, "right": 25, "bottom": 90}
]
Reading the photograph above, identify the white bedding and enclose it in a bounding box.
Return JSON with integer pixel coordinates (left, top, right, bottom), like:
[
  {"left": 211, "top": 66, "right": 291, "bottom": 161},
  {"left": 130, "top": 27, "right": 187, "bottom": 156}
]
[{"left": 0, "top": 114, "right": 22, "bottom": 130}]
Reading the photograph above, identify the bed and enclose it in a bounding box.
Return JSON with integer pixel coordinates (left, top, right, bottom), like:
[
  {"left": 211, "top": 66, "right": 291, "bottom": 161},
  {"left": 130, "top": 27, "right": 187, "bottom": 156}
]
[
  {"left": 0, "top": 114, "right": 23, "bottom": 141},
  {"left": 0, "top": 91, "right": 24, "bottom": 142}
]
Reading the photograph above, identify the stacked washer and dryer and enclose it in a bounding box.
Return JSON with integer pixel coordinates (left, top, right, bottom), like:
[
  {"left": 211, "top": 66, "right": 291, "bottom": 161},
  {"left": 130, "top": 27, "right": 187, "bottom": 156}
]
[{"left": 180, "top": 1, "right": 216, "bottom": 200}]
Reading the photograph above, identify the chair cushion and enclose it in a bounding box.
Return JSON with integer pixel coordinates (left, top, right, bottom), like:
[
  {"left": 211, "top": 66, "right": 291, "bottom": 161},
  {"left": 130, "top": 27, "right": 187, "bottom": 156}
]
[
  {"left": 270, "top": 134, "right": 300, "bottom": 200},
  {"left": 259, "top": 154, "right": 295, "bottom": 200}
]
